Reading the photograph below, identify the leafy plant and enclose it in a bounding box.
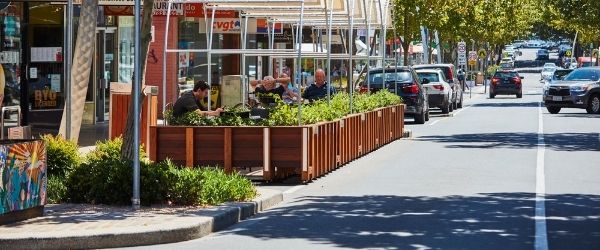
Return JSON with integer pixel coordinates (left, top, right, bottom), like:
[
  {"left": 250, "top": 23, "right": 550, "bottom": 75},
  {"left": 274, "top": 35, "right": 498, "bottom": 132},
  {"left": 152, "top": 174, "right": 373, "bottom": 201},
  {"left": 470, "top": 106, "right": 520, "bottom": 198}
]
[
  {"left": 41, "top": 134, "right": 82, "bottom": 177},
  {"left": 47, "top": 175, "right": 68, "bottom": 204}
]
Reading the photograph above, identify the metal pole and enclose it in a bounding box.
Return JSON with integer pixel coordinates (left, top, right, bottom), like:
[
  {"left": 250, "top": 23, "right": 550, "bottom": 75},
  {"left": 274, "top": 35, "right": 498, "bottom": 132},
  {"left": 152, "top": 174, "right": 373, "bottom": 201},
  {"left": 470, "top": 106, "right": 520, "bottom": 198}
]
[
  {"left": 132, "top": 0, "right": 141, "bottom": 210},
  {"left": 240, "top": 15, "right": 248, "bottom": 105},
  {"left": 207, "top": 6, "right": 217, "bottom": 111},
  {"left": 296, "top": 1, "right": 305, "bottom": 126},
  {"left": 163, "top": 1, "right": 172, "bottom": 112},
  {"left": 347, "top": 0, "right": 355, "bottom": 113},
  {"left": 267, "top": 21, "right": 273, "bottom": 76},
  {"left": 393, "top": 26, "right": 398, "bottom": 95},
  {"left": 378, "top": 0, "right": 386, "bottom": 90},
  {"left": 65, "top": 0, "right": 73, "bottom": 140},
  {"left": 364, "top": 0, "right": 371, "bottom": 92},
  {"left": 326, "top": 1, "right": 333, "bottom": 105}
]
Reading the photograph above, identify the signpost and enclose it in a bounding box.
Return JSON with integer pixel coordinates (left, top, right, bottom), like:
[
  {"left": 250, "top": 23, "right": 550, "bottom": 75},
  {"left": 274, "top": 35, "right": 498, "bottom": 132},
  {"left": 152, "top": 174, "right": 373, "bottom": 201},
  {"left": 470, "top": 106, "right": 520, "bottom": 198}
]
[
  {"left": 458, "top": 41, "right": 467, "bottom": 68},
  {"left": 468, "top": 51, "right": 477, "bottom": 66},
  {"left": 478, "top": 49, "right": 487, "bottom": 59}
]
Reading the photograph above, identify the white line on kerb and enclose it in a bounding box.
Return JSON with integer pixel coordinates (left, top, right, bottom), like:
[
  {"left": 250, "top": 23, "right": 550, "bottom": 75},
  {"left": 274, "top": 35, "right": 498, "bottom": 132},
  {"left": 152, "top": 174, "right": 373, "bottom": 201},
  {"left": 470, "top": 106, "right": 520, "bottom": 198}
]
[{"left": 535, "top": 102, "right": 549, "bottom": 250}]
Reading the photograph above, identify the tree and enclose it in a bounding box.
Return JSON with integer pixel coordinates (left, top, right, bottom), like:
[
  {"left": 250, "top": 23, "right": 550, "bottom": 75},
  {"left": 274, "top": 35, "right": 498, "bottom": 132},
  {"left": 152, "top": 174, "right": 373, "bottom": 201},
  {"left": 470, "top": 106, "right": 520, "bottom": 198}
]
[
  {"left": 120, "top": 0, "right": 155, "bottom": 160},
  {"left": 392, "top": 0, "right": 422, "bottom": 65}
]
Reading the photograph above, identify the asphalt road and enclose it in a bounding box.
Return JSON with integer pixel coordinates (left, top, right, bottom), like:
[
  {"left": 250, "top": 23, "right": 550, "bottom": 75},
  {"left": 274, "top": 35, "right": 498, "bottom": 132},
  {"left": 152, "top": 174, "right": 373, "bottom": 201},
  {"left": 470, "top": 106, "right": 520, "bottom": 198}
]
[{"left": 124, "top": 74, "right": 600, "bottom": 250}]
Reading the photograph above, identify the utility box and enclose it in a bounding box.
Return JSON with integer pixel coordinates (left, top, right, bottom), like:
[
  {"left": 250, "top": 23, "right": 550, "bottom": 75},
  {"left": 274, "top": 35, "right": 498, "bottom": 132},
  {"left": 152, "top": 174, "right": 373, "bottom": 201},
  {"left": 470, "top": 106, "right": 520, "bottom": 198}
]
[
  {"left": 476, "top": 72, "right": 484, "bottom": 85},
  {"left": 220, "top": 75, "right": 246, "bottom": 108}
]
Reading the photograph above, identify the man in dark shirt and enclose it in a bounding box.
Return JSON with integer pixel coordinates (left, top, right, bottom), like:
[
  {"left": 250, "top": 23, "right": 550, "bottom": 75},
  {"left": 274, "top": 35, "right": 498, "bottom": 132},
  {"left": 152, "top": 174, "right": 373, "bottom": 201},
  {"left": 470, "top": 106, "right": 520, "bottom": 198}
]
[
  {"left": 254, "top": 76, "right": 286, "bottom": 105},
  {"left": 172, "top": 81, "right": 223, "bottom": 118},
  {"left": 302, "top": 69, "right": 336, "bottom": 101}
]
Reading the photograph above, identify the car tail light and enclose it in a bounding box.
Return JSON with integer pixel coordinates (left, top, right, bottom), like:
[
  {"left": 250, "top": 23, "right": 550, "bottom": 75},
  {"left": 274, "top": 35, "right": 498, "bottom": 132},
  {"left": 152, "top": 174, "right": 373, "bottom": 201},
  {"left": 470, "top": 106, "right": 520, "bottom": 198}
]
[
  {"left": 403, "top": 84, "right": 420, "bottom": 94},
  {"left": 512, "top": 77, "right": 521, "bottom": 84},
  {"left": 491, "top": 77, "right": 500, "bottom": 85},
  {"left": 432, "top": 84, "right": 444, "bottom": 91},
  {"left": 359, "top": 85, "right": 369, "bottom": 93},
  {"left": 448, "top": 68, "right": 454, "bottom": 82}
]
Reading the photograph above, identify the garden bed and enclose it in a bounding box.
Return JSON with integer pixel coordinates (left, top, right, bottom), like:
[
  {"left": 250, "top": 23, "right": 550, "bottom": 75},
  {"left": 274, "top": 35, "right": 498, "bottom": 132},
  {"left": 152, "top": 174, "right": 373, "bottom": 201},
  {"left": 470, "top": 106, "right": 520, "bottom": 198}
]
[{"left": 149, "top": 104, "right": 405, "bottom": 182}]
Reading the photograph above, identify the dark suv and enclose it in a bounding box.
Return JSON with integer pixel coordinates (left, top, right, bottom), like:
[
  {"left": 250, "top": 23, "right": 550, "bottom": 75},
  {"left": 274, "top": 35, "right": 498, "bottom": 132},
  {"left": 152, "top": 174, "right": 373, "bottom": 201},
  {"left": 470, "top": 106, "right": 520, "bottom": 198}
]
[
  {"left": 361, "top": 67, "right": 430, "bottom": 124},
  {"left": 490, "top": 70, "right": 524, "bottom": 98},
  {"left": 413, "top": 64, "right": 464, "bottom": 109},
  {"left": 543, "top": 67, "right": 600, "bottom": 114}
]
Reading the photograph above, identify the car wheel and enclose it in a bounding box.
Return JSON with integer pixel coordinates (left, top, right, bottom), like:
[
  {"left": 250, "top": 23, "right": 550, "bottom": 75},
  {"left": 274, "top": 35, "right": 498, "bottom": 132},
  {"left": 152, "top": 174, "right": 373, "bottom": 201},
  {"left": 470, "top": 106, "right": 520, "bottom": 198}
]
[
  {"left": 415, "top": 107, "right": 429, "bottom": 124},
  {"left": 547, "top": 106, "right": 561, "bottom": 114},
  {"left": 441, "top": 101, "right": 450, "bottom": 114},
  {"left": 586, "top": 94, "right": 600, "bottom": 114},
  {"left": 457, "top": 93, "right": 464, "bottom": 109},
  {"left": 517, "top": 92, "right": 522, "bottom": 98}
]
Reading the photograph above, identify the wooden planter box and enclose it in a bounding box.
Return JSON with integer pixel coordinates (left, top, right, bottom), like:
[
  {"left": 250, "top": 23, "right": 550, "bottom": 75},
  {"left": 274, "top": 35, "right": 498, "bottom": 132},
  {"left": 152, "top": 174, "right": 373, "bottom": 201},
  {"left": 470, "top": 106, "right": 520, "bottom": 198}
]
[
  {"left": 149, "top": 105, "right": 404, "bottom": 182},
  {"left": 0, "top": 139, "right": 47, "bottom": 225}
]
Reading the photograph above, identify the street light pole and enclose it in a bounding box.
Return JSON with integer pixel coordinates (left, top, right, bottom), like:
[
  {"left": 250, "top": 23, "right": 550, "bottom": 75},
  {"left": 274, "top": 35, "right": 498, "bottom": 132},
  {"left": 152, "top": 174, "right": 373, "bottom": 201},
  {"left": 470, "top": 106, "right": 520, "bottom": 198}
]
[
  {"left": 132, "top": 0, "right": 141, "bottom": 210},
  {"left": 65, "top": 0, "right": 73, "bottom": 140}
]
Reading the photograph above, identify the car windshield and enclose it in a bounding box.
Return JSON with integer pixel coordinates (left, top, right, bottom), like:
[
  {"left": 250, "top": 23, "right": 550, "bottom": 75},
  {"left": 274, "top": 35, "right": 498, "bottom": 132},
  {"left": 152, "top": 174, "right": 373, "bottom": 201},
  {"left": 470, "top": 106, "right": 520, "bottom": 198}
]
[
  {"left": 494, "top": 72, "right": 518, "bottom": 78},
  {"left": 368, "top": 71, "right": 412, "bottom": 83},
  {"left": 543, "top": 67, "right": 554, "bottom": 72},
  {"left": 553, "top": 70, "right": 572, "bottom": 79},
  {"left": 563, "top": 69, "right": 600, "bottom": 81},
  {"left": 417, "top": 72, "right": 440, "bottom": 83}
]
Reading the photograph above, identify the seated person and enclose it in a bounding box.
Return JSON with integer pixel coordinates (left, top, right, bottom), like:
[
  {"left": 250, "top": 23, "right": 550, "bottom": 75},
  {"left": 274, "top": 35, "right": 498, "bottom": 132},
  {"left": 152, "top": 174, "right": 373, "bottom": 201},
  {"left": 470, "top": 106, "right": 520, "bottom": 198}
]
[
  {"left": 279, "top": 73, "right": 300, "bottom": 104},
  {"left": 172, "top": 80, "right": 223, "bottom": 118},
  {"left": 254, "top": 76, "right": 285, "bottom": 104},
  {"left": 302, "top": 69, "right": 336, "bottom": 101}
]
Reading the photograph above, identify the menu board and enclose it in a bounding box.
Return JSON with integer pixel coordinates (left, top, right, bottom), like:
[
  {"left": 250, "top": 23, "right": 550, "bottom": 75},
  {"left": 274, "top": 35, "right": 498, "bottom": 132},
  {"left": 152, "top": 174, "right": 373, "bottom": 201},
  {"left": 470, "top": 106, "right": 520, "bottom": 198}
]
[{"left": 31, "top": 47, "right": 63, "bottom": 62}]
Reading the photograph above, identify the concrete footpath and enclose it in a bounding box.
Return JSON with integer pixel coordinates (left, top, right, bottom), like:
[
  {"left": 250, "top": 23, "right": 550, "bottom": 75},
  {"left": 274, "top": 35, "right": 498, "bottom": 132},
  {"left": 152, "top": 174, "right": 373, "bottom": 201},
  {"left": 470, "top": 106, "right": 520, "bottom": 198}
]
[{"left": 0, "top": 188, "right": 283, "bottom": 250}]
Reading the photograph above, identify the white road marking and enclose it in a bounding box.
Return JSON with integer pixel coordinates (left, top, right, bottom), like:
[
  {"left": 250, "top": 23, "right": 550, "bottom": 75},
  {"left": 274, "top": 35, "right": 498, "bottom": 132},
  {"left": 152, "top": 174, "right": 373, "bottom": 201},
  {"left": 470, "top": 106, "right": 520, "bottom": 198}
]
[
  {"left": 427, "top": 118, "right": 445, "bottom": 126},
  {"left": 283, "top": 185, "right": 305, "bottom": 195},
  {"left": 535, "top": 102, "right": 549, "bottom": 250}
]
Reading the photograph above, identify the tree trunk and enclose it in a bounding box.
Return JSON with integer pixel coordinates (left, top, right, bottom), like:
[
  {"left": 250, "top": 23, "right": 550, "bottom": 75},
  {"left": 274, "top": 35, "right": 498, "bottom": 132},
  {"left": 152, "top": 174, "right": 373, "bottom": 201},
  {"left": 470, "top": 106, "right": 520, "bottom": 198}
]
[
  {"left": 402, "top": 16, "right": 410, "bottom": 66},
  {"left": 58, "top": 0, "right": 98, "bottom": 142},
  {"left": 120, "top": 0, "right": 155, "bottom": 160}
]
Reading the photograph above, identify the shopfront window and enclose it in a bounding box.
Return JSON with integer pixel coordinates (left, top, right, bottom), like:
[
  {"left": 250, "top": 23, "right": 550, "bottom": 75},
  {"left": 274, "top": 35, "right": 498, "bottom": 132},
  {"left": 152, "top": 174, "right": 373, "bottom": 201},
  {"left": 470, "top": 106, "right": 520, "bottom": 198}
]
[
  {"left": 0, "top": 3, "right": 22, "bottom": 108},
  {"left": 118, "top": 16, "right": 134, "bottom": 83},
  {"left": 28, "top": 3, "right": 64, "bottom": 111},
  {"left": 178, "top": 17, "right": 222, "bottom": 86}
]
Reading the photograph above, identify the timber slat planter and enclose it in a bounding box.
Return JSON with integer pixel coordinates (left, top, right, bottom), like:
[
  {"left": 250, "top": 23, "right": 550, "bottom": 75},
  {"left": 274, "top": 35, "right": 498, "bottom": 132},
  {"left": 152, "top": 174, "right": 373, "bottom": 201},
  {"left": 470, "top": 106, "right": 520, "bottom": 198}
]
[{"left": 150, "top": 104, "right": 405, "bottom": 182}]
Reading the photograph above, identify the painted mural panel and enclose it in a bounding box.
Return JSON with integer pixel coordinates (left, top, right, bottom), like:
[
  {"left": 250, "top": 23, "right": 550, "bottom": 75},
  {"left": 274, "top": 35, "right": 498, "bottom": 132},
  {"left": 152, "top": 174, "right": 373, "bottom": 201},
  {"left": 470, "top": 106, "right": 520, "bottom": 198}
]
[{"left": 0, "top": 140, "right": 47, "bottom": 215}]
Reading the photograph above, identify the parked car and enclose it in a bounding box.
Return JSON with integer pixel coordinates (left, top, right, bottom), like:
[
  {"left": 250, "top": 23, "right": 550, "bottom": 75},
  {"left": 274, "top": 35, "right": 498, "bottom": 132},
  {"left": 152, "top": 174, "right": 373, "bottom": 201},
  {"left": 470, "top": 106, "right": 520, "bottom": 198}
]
[
  {"left": 541, "top": 66, "right": 556, "bottom": 81},
  {"left": 536, "top": 49, "right": 550, "bottom": 60},
  {"left": 489, "top": 70, "right": 524, "bottom": 98},
  {"left": 415, "top": 69, "right": 453, "bottom": 114},
  {"left": 501, "top": 57, "right": 515, "bottom": 68},
  {"left": 413, "top": 64, "right": 464, "bottom": 109},
  {"left": 363, "top": 67, "right": 430, "bottom": 123},
  {"left": 512, "top": 40, "right": 526, "bottom": 48},
  {"left": 543, "top": 67, "right": 600, "bottom": 114},
  {"left": 577, "top": 57, "right": 598, "bottom": 68}
]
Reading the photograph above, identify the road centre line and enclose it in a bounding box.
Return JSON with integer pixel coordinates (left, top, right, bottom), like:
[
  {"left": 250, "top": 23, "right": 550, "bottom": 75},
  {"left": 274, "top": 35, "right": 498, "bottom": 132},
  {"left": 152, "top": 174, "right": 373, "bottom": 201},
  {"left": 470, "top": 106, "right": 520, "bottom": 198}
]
[{"left": 535, "top": 102, "right": 549, "bottom": 250}]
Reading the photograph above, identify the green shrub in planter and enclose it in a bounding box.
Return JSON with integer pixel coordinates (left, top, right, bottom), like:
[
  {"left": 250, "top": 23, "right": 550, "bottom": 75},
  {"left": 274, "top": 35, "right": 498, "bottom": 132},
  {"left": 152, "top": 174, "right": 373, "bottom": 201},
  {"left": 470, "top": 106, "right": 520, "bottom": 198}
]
[
  {"left": 67, "top": 138, "right": 160, "bottom": 205},
  {"left": 199, "top": 168, "right": 256, "bottom": 205},
  {"left": 168, "top": 165, "right": 204, "bottom": 205},
  {"left": 47, "top": 175, "right": 68, "bottom": 204},
  {"left": 41, "top": 134, "right": 82, "bottom": 177}
]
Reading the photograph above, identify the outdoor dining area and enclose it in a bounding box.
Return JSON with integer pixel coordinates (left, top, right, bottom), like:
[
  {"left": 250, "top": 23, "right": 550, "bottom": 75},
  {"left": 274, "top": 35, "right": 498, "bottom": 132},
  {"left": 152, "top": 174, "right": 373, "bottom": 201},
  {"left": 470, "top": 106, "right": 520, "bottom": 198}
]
[{"left": 143, "top": 0, "right": 406, "bottom": 182}]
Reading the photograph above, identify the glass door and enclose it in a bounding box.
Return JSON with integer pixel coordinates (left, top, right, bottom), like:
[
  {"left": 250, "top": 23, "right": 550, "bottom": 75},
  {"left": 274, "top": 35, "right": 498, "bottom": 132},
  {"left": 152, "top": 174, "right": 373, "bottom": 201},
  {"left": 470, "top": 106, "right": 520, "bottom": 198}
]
[{"left": 95, "top": 28, "right": 116, "bottom": 122}]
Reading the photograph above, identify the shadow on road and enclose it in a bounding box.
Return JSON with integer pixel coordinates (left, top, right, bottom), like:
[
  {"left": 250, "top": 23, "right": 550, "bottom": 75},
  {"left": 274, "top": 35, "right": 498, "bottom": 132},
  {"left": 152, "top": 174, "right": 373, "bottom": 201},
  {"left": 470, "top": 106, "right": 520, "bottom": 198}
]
[
  {"left": 417, "top": 132, "right": 599, "bottom": 151},
  {"left": 552, "top": 113, "right": 600, "bottom": 119},
  {"left": 472, "top": 102, "right": 540, "bottom": 108},
  {"left": 226, "top": 193, "right": 600, "bottom": 249}
]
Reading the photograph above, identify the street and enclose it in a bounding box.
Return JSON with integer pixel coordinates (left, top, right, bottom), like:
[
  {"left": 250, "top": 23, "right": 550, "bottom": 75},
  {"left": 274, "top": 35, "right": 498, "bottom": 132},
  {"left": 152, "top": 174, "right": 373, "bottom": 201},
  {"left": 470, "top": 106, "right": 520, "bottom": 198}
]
[{"left": 123, "top": 75, "right": 600, "bottom": 250}]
